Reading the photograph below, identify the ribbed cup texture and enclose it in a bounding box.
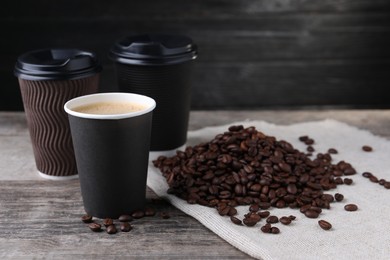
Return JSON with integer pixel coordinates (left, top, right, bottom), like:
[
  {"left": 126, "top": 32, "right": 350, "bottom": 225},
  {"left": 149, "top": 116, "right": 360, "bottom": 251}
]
[
  {"left": 18, "top": 74, "right": 99, "bottom": 177},
  {"left": 115, "top": 62, "right": 193, "bottom": 151}
]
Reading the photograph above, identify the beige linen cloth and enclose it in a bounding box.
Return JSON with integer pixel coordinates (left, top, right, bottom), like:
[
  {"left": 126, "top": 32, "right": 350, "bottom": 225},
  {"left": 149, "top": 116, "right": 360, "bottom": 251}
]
[{"left": 147, "top": 119, "right": 390, "bottom": 260}]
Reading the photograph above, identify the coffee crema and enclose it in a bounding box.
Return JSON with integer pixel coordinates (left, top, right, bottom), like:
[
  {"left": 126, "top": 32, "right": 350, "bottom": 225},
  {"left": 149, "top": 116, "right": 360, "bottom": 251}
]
[{"left": 72, "top": 101, "right": 146, "bottom": 115}]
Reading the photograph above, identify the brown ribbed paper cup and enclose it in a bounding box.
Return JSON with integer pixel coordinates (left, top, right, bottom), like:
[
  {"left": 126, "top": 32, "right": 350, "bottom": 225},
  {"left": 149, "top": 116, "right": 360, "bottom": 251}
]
[{"left": 14, "top": 49, "right": 101, "bottom": 180}]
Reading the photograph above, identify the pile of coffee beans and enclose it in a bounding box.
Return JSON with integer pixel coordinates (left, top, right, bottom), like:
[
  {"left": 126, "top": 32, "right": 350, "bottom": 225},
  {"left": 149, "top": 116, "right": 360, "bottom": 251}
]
[
  {"left": 153, "top": 125, "right": 380, "bottom": 233},
  {"left": 81, "top": 207, "right": 171, "bottom": 235}
]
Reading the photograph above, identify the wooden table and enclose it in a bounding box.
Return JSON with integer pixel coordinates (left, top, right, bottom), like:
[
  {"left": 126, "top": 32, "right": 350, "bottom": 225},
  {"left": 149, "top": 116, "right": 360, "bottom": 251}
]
[{"left": 1, "top": 110, "right": 389, "bottom": 259}]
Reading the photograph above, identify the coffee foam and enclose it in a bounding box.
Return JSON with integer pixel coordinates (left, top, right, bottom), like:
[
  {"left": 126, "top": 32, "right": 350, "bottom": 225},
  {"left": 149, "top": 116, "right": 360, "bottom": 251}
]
[{"left": 73, "top": 101, "right": 146, "bottom": 115}]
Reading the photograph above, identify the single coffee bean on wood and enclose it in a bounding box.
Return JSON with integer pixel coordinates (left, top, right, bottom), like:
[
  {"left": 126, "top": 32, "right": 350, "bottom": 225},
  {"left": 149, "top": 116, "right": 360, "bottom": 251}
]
[
  {"left": 132, "top": 210, "right": 145, "bottom": 219},
  {"left": 106, "top": 224, "right": 117, "bottom": 234},
  {"left": 318, "top": 220, "right": 332, "bottom": 230},
  {"left": 81, "top": 215, "right": 93, "bottom": 223},
  {"left": 144, "top": 207, "right": 156, "bottom": 217},
  {"left": 119, "top": 214, "right": 132, "bottom": 222},
  {"left": 88, "top": 223, "right": 102, "bottom": 232},
  {"left": 344, "top": 204, "right": 358, "bottom": 211},
  {"left": 103, "top": 218, "right": 113, "bottom": 227},
  {"left": 120, "top": 222, "right": 132, "bottom": 232}
]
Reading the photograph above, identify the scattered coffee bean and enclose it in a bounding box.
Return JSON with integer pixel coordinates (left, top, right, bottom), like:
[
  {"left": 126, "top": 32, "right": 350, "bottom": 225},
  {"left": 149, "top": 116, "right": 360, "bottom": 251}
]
[
  {"left": 243, "top": 217, "right": 258, "bottom": 227},
  {"left": 266, "top": 215, "right": 279, "bottom": 224},
  {"left": 132, "top": 210, "right": 145, "bottom": 219},
  {"left": 362, "top": 172, "right": 373, "bottom": 178},
  {"left": 271, "top": 227, "right": 280, "bottom": 234},
  {"left": 120, "top": 222, "right": 132, "bottom": 232},
  {"left": 88, "top": 223, "right": 102, "bottom": 232},
  {"left": 343, "top": 178, "right": 353, "bottom": 185},
  {"left": 307, "top": 146, "right": 315, "bottom": 152},
  {"left": 81, "top": 214, "right": 93, "bottom": 223},
  {"left": 144, "top": 207, "right": 156, "bottom": 217},
  {"left": 384, "top": 182, "right": 390, "bottom": 189},
  {"left": 304, "top": 210, "right": 319, "bottom": 218},
  {"left": 261, "top": 223, "right": 272, "bottom": 233},
  {"left": 334, "top": 193, "right": 344, "bottom": 202},
  {"left": 379, "top": 179, "right": 386, "bottom": 185},
  {"left": 362, "top": 145, "right": 373, "bottom": 152},
  {"left": 279, "top": 216, "right": 292, "bottom": 225},
  {"left": 119, "top": 214, "right": 132, "bottom": 222},
  {"left": 249, "top": 204, "right": 260, "bottom": 213},
  {"left": 305, "top": 138, "right": 314, "bottom": 145},
  {"left": 106, "top": 224, "right": 117, "bottom": 234},
  {"left": 344, "top": 204, "right": 358, "bottom": 211},
  {"left": 288, "top": 215, "right": 296, "bottom": 220},
  {"left": 318, "top": 220, "right": 332, "bottom": 230},
  {"left": 258, "top": 211, "right": 271, "bottom": 218},
  {"left": 160, "top": 212, "right": 170, "bottom": 219},
  {"left": 103, "top": 218, "right": 113, "bottom": 227},
  {"left": 299, "top": 136, "right": 309, "bottom": 142},
  {"left": 230, "top": 216, "right": 242, "bottom": 225},
  {"left": 328, "top": 148, "right": 338, "bottom": 154},
  {"left": 369, "top": 176, "right": 379, "bottom": 183}
]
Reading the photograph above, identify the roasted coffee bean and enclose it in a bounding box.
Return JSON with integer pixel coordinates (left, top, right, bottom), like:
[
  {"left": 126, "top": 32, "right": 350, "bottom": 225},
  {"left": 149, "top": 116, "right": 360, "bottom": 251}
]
[
  {"left": 230, "top": 216, "right": 242, "bottom": 225},
  {"left": 103, "top": 218, "right": 113, "bottom": 227},
  {"left": 261, "top": 223, "right": 272, "bottom": 233},
  {"left": 144, "top": 207, "right": 156, "bottom": 217},
  {"left": 243, "top": 217, "right": 258, "bottom": 227},
  {"left": 120, "top": 222, "right": 132, "bottom": 232},
  {"left": 362, "top": 172, "right": 373, "bottom": 178},
  {"left": 318, "top": 220, "right": 332, "bottom": 230},
  {"left": 271, "top": 227, "right": 280, "bottom": 234},
  {"left": 249, "top": 204, "right": 260, "bottom": 212},
  {"left": 307, "top": 146, "right": 315, "bottom": 152},
  {"left": 334, "top": 193, "right": 344, "bottom": 202},
  {"left": 106, "top": 224, "right": 117, "bottom": 234},
  {"left": 160, "top": 212, "right": 170, "bottom": 219},
  {"left": 362, "top": 145, "right": 373, "bottom": 152},
  {"left": 266, "top": 215, "right": 279, "bottom": 224},
  {"left": 119, "top": 214, "right": 132, "bottom": 222},
  {"left": 383, "top": 182, "right": 390, "bottom": 189},
  {"left": 304, "top": 210, "right": 319, "bottom": 218},
  {"left": 328, "top": 148, "right": 338, "bottom": 154},
  {"left": 132, "top": 210, "right": 145, "bottom": 219},
  {"left": 299, "top": 136, "right": 309, "bottom": 142},
  {"left": 344, "top": 204, "right": 358, "bottom": 211},
  {"left": 343, "top": 178, "right": 353, "bottom": 185},
  {"left": 369, "top": 176, "right": 379, "bottom": 183},
  {"left": 279, "top": 216, "right": 292, "bottom": 225},
  {"left": 88, "top": 223, "right": 101, "bottom": 232},
  {"left": 81, "top": 214, "right": 93, "bottom": 223},
  {"left": 379, "top": 179, "right": 386, "bottom": 185},
  {"left": 258, "top": 211, "right": 271, "bottom": 218},
  {"left": 289, "top": 215, "right": 296, "bottom": 220}
]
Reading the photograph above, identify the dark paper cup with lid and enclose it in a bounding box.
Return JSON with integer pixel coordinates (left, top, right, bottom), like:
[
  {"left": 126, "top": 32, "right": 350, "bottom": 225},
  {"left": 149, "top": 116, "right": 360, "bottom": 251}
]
[
  {"left": 109, "top": 33, "right": 197, "bottom": 160},
  {"left": 14, "top": 48, "right": 101, "bottom": 180}
]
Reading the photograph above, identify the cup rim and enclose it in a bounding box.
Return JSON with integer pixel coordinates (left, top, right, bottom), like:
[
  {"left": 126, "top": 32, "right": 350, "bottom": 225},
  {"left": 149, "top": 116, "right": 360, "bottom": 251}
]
[{"left": 64, "top": 92, "right": 156, "bottom": 120}]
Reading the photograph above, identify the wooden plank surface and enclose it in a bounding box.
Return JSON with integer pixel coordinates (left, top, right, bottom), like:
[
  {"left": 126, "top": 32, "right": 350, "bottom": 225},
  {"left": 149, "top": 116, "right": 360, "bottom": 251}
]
[{"left": 0, "top": 180, "right": 249, "bottom": 259}]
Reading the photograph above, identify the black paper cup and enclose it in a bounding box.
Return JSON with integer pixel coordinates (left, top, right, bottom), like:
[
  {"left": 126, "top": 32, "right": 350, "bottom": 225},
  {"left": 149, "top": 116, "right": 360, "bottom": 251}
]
[
  {"left": 109, "top": 34, "right": 197, "bottom": 159},
  {"left": 64, "top": 92, "right": 156, "bottom": 219},
  {"left": 14, "top": 48, "right": 101, "bottom": 180}
]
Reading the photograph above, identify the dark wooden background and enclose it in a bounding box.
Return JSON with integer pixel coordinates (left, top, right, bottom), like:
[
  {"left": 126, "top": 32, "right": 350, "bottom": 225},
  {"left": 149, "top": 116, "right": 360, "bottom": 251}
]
[{"left": 1, "top": 0, "right": 390, "bottom": 110}]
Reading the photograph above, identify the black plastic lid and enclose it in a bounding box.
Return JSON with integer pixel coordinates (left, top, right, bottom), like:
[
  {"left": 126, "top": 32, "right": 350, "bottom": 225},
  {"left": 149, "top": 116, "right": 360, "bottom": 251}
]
[
  {"left": 14, "top": 48, "right": 102, "bottom": 80},
  {"left": 109, "top": 33, "right": 197, "bottom": 65}
]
